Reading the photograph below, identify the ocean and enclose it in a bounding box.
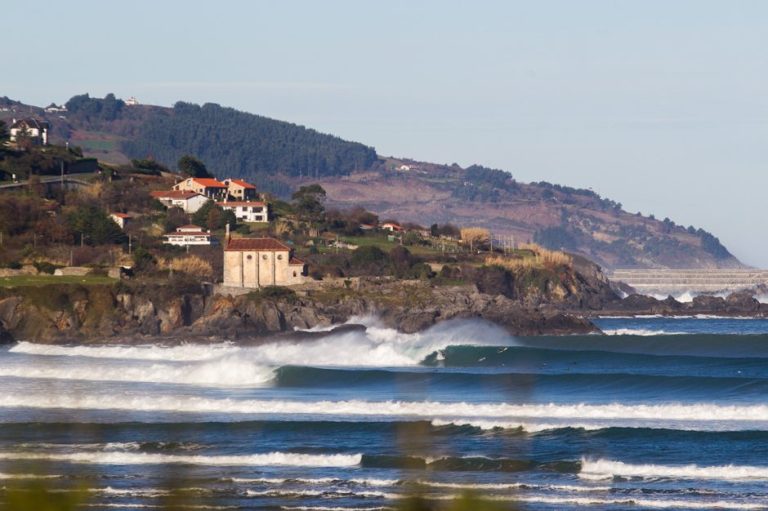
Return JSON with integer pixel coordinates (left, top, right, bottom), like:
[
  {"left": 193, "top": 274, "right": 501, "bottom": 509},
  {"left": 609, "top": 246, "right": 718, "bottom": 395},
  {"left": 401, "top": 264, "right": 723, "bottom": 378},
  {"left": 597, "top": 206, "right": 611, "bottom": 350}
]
[{"left": 2, "top": 316, "right": 768, "bottom": 510}]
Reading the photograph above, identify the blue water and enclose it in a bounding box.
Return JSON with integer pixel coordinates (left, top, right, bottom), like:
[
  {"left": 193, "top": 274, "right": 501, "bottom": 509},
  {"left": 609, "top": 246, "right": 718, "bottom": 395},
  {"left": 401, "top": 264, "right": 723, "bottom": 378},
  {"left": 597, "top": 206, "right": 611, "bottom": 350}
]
[{"left": 2, "top": 316, "right": 768, "bottom": 510}]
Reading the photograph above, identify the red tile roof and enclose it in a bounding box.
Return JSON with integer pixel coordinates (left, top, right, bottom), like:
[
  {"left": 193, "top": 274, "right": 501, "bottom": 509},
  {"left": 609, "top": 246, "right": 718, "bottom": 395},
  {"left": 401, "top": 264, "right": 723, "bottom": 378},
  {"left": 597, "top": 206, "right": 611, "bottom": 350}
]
[
  {"left": 111, "top": 213, "right": 131, "bottom": 218},
  {"left": 190, "top": 178, "right": 227, "bottom": 188},
  {"left": 289, "top": 257, "right": 305, "bottom": 266},
  {"left": 151, "top": 190, "right": 204, "bottom": 200},
  {"left": 227, "top": 179, "right": 256, "bottom": 189},
  {"left": 226, "top": 237, "right": 290, "bottom": 251},
  {"left": 217, "top": 201, "right": 266, "bottom": 207}
]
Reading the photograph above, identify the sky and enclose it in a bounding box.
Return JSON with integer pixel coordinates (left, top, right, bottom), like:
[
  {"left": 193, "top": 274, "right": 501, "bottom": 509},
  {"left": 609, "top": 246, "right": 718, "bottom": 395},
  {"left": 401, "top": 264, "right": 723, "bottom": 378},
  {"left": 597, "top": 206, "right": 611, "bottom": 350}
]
[{"left": 4, "top": 1, "right": 768, "bottom": 265}]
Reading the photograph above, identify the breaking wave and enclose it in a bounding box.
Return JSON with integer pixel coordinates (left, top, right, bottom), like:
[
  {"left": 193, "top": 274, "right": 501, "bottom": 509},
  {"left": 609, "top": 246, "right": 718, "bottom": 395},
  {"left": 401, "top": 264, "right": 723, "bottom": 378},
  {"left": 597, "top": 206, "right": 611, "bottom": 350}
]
[
  {"left": 4, "top": 395, "right": 768, "bottom": 430},
  {"left": 580, "top": 458, "right": 768, "bottom": 481},
  {"left": 0, "top": 450, "right": 362, "bottom": 467}
]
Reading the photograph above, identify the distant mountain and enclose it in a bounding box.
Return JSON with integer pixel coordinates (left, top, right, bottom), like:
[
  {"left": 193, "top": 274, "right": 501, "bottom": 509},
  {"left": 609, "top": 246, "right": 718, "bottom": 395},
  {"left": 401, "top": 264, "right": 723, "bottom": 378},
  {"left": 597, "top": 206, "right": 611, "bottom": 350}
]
[{"left": 0, "top": 94, "right": 743, "bottom": 270}]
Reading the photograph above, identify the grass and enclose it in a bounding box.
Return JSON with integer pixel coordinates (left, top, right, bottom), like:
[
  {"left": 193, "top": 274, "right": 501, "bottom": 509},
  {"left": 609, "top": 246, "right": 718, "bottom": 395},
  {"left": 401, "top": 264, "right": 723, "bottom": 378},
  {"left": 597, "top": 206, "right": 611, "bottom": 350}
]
[
  {"left": 0, "top": 275, "right": 117, "bottom": 287},
  {"left": 339, "top": 235, "right": 456, "bottom": 258}
]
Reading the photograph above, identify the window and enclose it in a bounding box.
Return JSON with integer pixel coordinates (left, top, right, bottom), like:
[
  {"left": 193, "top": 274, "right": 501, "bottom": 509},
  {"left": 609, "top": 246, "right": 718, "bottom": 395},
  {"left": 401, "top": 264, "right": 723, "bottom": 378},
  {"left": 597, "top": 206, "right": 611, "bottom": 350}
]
[
  {"left": 277, "top": 254, "right": 283, "bottom": 260},
  {"left": 246, "top": 255, "right": 253, "bottom": 260},
  {"left": 262, "top": 255, "right": 268, "bottom": 260}
]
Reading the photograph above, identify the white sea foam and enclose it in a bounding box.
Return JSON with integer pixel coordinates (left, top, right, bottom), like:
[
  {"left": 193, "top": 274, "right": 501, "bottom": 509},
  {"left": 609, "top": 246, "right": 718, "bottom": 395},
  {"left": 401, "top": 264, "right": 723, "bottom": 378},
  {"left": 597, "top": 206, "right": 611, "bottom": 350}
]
[
  {"left": 602, "top": 328, "right": 685, "bottom": 336},
  {"left": 0, "top": 359, "right": 276, "bottom": 387},
  {"left": 0, "top": 450, "right": 361, "bottom": 467},
  {"left": 580, "top": 458, "right": 768, "bottom": 481},
  {"left": 0, "top": 472, "right": 61, "bottom": 479},
  {"left": 9, "top": 342, "right": 241, "bottom": 362},
  {"left": 507, "top": 495, "right": 768, "bottom": 510},
  {"left": 246, "top": 489, "right": 400, "bottom": 499},
  {"left": 5, "top": 395, "right": 768, "bottom": 430},
  {"left": 231, "top": 477, "right": 399, "bottom": 487},
  {"left": 416, "top": 481, "right": 611, "bottom": 492},
  {"left": 4, "top": 319, "right": 513, "bottom": 386}
]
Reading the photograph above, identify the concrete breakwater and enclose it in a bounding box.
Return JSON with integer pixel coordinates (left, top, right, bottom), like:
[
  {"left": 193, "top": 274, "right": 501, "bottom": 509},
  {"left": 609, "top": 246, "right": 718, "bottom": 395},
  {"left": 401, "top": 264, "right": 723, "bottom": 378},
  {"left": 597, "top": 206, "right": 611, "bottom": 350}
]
[{"left": 609, "top": 269, "right": 768, "bottom": 295}]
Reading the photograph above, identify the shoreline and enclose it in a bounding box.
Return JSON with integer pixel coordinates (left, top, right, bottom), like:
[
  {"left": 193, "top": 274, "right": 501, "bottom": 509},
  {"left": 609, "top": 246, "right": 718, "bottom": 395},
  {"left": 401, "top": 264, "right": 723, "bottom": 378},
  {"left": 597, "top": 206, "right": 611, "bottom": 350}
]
[{"left": 2, "top": 275, "right": 767, "bottom": 345}]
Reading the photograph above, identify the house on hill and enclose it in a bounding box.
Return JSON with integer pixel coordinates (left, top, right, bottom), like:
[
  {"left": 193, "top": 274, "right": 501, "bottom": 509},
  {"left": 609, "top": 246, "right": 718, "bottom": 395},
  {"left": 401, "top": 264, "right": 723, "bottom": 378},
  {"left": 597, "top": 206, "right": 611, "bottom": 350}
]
[
  {"left": 381, "top": 222, "right": 403, "bottom": 232},
  {"left": 110, "top": 213, "right": 132, "bottom": 230},
  {"left": 224, "top": 178, "right": 257, "bottom": 201},
  {"left": 173, "top": 177, "right": 228, "bottom": 199},
  {"left": 223, "top": 236, "right": 306, "bottom": 288},
  {"left": 151, "top": 190, "right": 209, "bottom": 213},
  {"left": 218, "top": 201, "right": 269, "bottom": 223},
  {"left": 163, "top": 225, "right": 217, "bottom": 246},
  {"left": 9, "top": 118, "right": 50, "bottom": 145}
]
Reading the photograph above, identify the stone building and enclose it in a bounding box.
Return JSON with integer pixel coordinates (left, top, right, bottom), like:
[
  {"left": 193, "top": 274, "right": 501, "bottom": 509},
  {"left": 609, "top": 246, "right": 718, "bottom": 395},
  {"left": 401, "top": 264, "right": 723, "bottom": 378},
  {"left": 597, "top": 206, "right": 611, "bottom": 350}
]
[
  {"left": 223, "top": 237, "right": 306, "bottom": 288},
  {"left": 172, "top": 177, "right": 228, "bottom": 199},
  {"left": 223, "top": 178, "right": 257, "bottom": 201}
]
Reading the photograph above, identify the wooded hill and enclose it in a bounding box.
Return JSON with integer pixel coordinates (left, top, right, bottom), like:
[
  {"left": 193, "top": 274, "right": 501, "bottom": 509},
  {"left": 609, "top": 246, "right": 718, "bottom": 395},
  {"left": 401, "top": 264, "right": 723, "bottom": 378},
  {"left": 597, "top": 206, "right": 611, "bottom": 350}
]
[{"left": 0, "top": 94, "right": 742, "bottom": 269}]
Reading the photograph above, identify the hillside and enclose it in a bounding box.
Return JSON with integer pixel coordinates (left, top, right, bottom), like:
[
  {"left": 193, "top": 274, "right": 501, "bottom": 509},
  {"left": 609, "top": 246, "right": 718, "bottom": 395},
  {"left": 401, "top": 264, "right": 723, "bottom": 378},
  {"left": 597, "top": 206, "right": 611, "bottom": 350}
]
[{"left": 0, "top": 94, "right": 742, "bottom": 270}]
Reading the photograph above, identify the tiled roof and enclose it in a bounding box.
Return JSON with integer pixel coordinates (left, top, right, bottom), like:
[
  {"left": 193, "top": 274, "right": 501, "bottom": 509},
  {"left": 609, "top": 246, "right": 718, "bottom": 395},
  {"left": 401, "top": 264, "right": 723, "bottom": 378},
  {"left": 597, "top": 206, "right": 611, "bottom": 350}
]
[
  {"left": 217, "top": 201, "right": 266, "bottom": 207},
  {"left": 177, "top": 224, "right": 205, "bottom": 231},
  {"left": 226, "top": 237, "right": 290, "bottom": 251},
  {"left": 289, "top": 257, "right": 305, "bottom": 265},
  {"left": 227, "top": 179, "right": 256, "bottom": 189},
  {"left": 151, "top": 190, "right": 204, "bottom": 200},
  {"left": 111, "top": 213, "right": 131, "bottom": 218},
  {"left": 191, "top": 178, "right": 227, "bottom": 188}
]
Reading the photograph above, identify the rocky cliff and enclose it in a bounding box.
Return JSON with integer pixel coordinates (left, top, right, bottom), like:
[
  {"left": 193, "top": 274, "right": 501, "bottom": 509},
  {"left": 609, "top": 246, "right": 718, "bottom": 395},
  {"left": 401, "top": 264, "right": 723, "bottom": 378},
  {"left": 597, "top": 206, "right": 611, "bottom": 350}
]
[{"left": 0, "top": 277, "right": 600, "bottom": 345}]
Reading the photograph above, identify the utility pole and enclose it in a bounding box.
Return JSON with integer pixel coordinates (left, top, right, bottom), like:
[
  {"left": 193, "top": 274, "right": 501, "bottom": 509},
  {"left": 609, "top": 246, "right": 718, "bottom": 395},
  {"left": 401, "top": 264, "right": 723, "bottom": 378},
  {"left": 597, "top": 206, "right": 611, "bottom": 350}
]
[{"left": 128, "top": 234, "right": 132, "bottom": 255}]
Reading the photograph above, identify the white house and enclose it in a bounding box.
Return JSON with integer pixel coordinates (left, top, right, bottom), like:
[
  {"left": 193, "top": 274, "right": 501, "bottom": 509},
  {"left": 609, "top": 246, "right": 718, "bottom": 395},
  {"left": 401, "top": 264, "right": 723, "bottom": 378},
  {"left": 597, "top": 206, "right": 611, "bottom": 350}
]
[
  {"left": 218, "top": 201, "right": 269, "bottom": 223},
  {"left": 381, "top": 222, "right": 404, "bottom": 232},
  {"left": 125, "top": 97, "right": 140, "bottom": 106},
  {"left": 223, "top": 237, "right": 306, "bottom": 288},
  {"left": 150, "top": 190, "right": 209, "bottom": 213},
  {"left": 9, "top": 118, "right": 50, "bottom": 145},
  {"left": 110, "top": 213, "right": 131, "bottom": 230},
  {"left": 163, "top": 225, "right": 217, "bottom": 246},
  {"left": 173, "top": 178, "right": 228, "bottom": 199}
]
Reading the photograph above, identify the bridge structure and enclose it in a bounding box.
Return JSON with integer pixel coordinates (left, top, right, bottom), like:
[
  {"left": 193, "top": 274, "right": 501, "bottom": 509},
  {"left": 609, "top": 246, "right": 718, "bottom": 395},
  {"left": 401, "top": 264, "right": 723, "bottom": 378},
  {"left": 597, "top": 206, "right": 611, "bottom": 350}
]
[{"left": 608, "top": 268, "right": 768, "bottom": 296}]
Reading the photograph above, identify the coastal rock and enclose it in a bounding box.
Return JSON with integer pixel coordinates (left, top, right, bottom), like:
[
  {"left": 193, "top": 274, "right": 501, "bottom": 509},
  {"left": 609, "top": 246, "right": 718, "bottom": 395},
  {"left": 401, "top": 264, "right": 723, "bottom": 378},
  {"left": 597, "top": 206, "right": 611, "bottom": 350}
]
[
  {"left": 691, "top": 295, "right": 726, "bottom": 312},
  {"left": 725, "top": 291, "right": 760, "bottom": 313}
]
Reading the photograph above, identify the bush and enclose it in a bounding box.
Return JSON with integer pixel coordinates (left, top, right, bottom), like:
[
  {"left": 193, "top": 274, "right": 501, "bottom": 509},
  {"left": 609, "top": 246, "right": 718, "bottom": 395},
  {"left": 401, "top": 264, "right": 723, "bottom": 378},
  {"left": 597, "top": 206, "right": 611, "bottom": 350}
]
[
  {"left": 160, "top": 255, "right": 214, "bottom": 280},
  {"left": 33, "top": 261, "right": 58, "bottom": 274},
  {"left": 246, "top": 286, "right": 297, "bottom": 303}
]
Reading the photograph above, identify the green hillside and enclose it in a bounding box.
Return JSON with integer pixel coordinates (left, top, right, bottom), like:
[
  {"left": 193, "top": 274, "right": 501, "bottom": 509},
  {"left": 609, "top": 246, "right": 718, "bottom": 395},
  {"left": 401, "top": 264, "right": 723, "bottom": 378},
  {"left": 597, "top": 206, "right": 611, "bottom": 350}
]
[{"left": 61, "top": 94, "right": 378, "bottom": 179}]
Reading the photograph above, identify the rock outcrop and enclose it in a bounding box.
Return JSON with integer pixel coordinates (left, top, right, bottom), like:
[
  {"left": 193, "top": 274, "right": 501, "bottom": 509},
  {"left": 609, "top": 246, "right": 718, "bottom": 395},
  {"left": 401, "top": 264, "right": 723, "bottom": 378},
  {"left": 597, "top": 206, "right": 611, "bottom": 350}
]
[{"left": 0, "top": 277, "right": 599, "bottom": 344}]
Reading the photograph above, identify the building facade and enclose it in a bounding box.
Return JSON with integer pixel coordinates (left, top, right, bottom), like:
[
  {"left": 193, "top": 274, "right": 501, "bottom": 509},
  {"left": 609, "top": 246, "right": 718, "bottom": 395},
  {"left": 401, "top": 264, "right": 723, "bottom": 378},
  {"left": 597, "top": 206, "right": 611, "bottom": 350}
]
[
  {"left": 163, "top": 225, "right": 217, "bottom": 246},
  {"left": 151, "top": 190, "right": 209, "bottom": 213},
  {"left": 173, "top": 178, "right": 228, "bottom": 199},
  {"left": 223, "top": 237, "right": 306, "bottom": 288},
  {"left": 9, "top": 118, "right": 50, "bottom": 145},
  {"left": 218, "top": 201, "right": 269, "bottom": 222},
  {"left": 224, "top": 179, "right": 257, "bottom": 201}
]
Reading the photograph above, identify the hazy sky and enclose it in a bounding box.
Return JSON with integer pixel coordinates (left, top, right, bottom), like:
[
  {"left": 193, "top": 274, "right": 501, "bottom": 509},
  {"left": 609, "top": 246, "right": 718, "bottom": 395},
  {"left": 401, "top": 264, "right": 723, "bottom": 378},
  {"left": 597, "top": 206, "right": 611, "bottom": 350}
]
[{"left": 5, "top": 1, "right": 768, "bottom": 265}]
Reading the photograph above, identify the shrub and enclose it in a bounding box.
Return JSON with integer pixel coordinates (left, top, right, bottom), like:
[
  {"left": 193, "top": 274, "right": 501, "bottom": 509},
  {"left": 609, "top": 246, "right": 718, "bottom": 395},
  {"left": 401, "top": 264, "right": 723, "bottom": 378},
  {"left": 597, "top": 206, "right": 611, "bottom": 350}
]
[
  {"left": 33, "top": 261, "right": 57, "bottom": 274},
  {"left": 246, "top": 286, "right": 297, "bottom": 303},
  {"left": 160, "top": 255, "right": 214, "bottom": 280}
]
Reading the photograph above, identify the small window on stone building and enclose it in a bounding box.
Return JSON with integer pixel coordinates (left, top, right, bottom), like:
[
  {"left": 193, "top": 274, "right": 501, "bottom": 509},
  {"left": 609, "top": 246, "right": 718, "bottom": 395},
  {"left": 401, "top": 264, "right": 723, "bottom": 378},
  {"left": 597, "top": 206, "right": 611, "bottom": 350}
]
[
  {"left": 246, "top": 255, "right": 253, "bottom": 260},
  {"left": 277, "top": 254, "right": 283, "bottom": 260},
  {"left": 262, "top": 255, "right": 268, "bottom": 260}
]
